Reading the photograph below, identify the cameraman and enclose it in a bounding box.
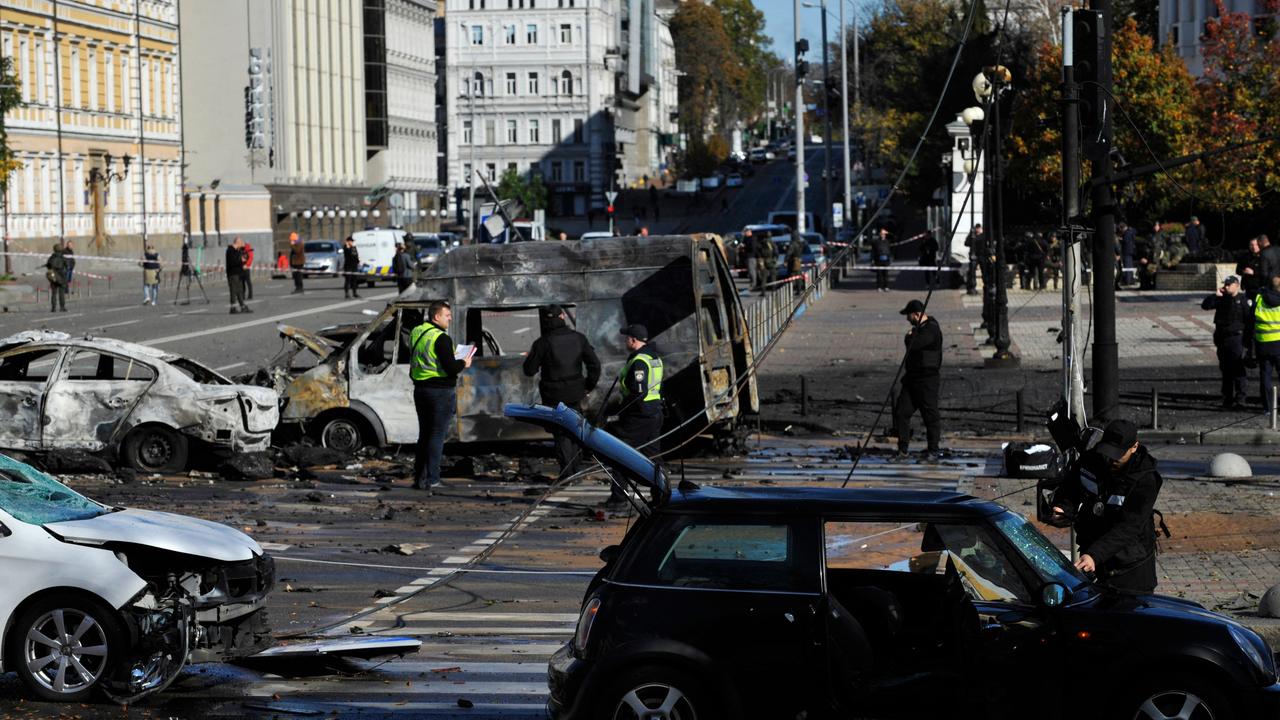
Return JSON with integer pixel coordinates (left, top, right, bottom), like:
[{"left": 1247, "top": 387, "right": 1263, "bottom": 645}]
[{"left": 1051, "top": 419, "right": 1163, "bottom": 592}]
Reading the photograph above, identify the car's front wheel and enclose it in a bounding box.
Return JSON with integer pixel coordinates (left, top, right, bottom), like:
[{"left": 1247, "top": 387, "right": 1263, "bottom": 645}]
[
  {"left": 12, "top": 594, "right": 124, "bottom": 702},
  {"left": 318, "top": 414, "right": 365, "bottom": 454},
  {"left": 1126, "top": 673, "right": 1235, "bottom": 720},
  {"left": 597, "top": 665, "right": 715, "bottom": 720}
]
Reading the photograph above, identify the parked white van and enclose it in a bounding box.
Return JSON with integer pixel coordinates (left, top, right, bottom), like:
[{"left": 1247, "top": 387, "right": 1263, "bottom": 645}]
[{"left": 350, "top": 228, "right": 408, "bottom": 285}]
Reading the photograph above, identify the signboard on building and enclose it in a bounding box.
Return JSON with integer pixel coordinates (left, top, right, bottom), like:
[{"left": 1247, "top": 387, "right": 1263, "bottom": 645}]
[{"left": 245, "top": 48, "right": 274, "bottom": 164}]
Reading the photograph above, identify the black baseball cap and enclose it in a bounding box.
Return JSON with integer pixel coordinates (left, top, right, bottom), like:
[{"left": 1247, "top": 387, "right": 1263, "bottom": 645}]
[
  {"left": 1093, "top": 418, "right": 1138, "bottom": 461},
  {"left": 900, "top": 299, "right": 926, "bottom": 315},
  {"left": 541, "top": 304, "right": 565, "bottom": 319},
  {"left": 620, "top": 324, "right": 649, "bottom": 341}
]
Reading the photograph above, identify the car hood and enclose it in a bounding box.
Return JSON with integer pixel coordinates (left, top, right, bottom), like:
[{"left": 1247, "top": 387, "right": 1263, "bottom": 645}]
[
  {"left": 277, "top": 324, "right": 341, "bottom": 361},
  {"left": 45, "top": 508, "right": 262, "bottom": 562}
]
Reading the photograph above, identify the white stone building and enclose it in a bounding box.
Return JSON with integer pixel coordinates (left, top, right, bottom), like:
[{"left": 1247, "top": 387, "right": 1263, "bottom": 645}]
[
  {"left": 1158, "top": 0, "right": 1255, "bottom": 77},
  {"left": 442, "top": 0, "right": 674, "bottom": 223}
]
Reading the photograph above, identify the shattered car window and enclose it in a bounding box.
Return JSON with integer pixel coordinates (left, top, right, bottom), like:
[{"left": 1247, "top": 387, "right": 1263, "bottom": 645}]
[
  {"left": 169, "top": 357, "right": 231, "bottom": 385},
  {"left": 993, "top": 511, "right": 1086, "bottom": 591},
  {"left": 0, "top": 455, "right": 106, "bottom": 524}
]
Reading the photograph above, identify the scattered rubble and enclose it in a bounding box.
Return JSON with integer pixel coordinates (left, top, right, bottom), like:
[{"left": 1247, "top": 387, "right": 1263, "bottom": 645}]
[
  {"left": 218, "top": 452, "right": 277, "bottom": 481},
  {"left": 35, "top": 449, "right": 113, "bottom": 474},
  {"left": 280, "top": 444, "right": 353, "bottom": 468}
]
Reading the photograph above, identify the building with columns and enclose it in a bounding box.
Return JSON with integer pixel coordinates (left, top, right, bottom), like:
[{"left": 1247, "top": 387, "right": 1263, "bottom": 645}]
[{"left": 2, "top": 0, "right": 183, "bottom": 261}]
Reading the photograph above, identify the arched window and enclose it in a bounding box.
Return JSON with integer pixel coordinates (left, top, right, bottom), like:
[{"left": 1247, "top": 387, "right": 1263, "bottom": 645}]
[
  {"left": 559, "top": 69, "right": 573, "bottom": 96},
  {"left": 473, "top": 71, "right": 486, "bottom": 96}
]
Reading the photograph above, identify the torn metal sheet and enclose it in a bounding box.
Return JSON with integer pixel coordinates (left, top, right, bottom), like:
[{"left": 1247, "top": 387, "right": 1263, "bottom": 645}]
[
  {"left": 251, "top": 636, "right": 422, "bottom": 660},
  {"left": 0, "top": 334, "right": 279, "bottom": 468},
  {"left": 264, "top": 236, "right": 758, "bottom": 446}
]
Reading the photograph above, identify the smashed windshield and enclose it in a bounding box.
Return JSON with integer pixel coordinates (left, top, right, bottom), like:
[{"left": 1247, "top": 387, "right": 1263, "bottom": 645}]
[
  {"left": 0, "top": 455, "right": 106, "bottom": 524},
  {"left": 993, "top": 511, "right": 1087, "bottom": 591}
]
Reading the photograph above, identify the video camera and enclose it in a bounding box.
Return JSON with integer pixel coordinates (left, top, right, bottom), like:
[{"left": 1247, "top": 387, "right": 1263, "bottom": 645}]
[{"left": 1034, "top": 399, "right": 1105, "bottom": 527}]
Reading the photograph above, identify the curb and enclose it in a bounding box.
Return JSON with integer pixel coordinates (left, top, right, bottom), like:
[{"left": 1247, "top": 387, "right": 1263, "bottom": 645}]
[{"left": 1142, "top": 428, "right": 1280, "bottom": 446}]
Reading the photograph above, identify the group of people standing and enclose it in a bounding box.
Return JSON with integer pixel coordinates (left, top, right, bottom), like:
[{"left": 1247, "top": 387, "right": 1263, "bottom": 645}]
[
  {"left": 1206, "top": 232, "right": 1280, "bottom": 409},
  {"left": 406, "top": 300, "right": 664, "bottom": 506}
]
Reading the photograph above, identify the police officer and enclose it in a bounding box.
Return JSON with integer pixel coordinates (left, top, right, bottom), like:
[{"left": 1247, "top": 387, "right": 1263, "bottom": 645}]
[
  {"left": 892, "top": 299, "right": 943, "bottom": 459},
  {"left": 342, "top": 236, "right": 362, "bottom": 299},
  {"left": 606, "top": 324, "right": 664, "bottom": 504},
  {"left": 871, "top": 227, "right": 892, "bottom": 292},
  {"left": 1254, "top": 274, "right": 1280, "bottom": 408},
  {"left": 964, "top": 224, "right": 985, "bottom": 295},
  {"left": 1051, "top": 419, "right": 1164, "bottom": 592},
  {"left": 753, "top": 230, "right": 775, "bottom": 290},
  {"left": 1202, "top": 275, "right": 1251, "bottom": 409},
  {"left": 522, "top": 305, "right": 602, "bottom": 475},
  {"left": 409, "top": 301, "right": 472, "bottom": 490}
]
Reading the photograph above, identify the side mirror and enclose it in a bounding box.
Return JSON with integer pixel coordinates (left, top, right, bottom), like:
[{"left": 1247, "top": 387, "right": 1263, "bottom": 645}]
[
  {"left": 599, "top": 545, "right": 620, "bottom": 564},
  {"left": 1041, "top": 582, "right": 1068, "bottom": 608}
]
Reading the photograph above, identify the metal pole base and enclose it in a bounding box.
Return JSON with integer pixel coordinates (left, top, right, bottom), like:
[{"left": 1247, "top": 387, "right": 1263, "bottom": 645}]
[{"left": 983, "top": 351, "right": 1021, "bottom": 368}]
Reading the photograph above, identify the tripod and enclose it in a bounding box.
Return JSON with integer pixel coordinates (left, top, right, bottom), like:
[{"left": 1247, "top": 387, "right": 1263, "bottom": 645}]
[{"left": 174, "top": 264, "right": 210, "bottom": 305}]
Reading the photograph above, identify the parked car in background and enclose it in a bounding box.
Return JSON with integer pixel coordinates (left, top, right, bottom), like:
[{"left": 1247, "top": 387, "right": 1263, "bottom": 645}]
[
  {"left": 726, "top": 173, "right": 744, "bottom": 188},
  {"left": 774, "top": 232, "right": 828, "bottom": 278},
  {"left": 0, "top": 331, "right": 278, "bottom": 472},
  {"left": 749, "top": 148, "right": 770, "bottom": 163},
  {"left": 413, "top": 234, "right": 446, "bottom": 269},
  {"left": 580, "top": 231, "right": 614, "bottom": 240},
  {"left": 301, "top": 240, "right": 341, "bottom": 277},
  {"left": 514, "top": 404, "right": 1280, "bottom": 720},
  {"left": 0, "top": 453, "right": 274, "bottom": 703},
  {"left": 700, "top": 175, "right": 722, "bottom": 190}
]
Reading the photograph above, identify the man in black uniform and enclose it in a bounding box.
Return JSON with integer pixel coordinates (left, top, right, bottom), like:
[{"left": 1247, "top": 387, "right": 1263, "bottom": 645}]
[
  {"left": 1051, "top": 419, "right": 1163, "bottom": 592},
  {"left": 605, "top": 324, "right": 664, "bottom": 505},
  {"left": 871, "top": 227, "right": 892, "bottom": 292},
  {"left": 342, "top": 236, "right": 362, "bottom": 299},
  {"left": 964, "top": 224, "right": 984, "bottom": 295},
  {"left": 1202, "top": 275, "right": 1251, "bottom": 409},
  {"left": 522, "top": 305, "right": 602, "bottom": 475},
  {"left": 1237, "top": 237, "right": 1264, "bottom": 298},
  {"left": 893, "top": 299, "right": 943, "bottom": 459}
]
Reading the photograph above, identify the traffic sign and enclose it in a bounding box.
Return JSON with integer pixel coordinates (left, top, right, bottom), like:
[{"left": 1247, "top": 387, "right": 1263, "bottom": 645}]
[
  {"left": 605, "top": 191, "right": 618, "bottom": 203},
  {"left": 832, "top": 203, "right": 844, "bottom": 229}
]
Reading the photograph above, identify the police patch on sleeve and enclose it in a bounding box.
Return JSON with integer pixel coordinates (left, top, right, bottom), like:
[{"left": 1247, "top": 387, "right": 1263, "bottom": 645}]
[{"left": 634, "top": 370, "right": 645, "bottom": 383}]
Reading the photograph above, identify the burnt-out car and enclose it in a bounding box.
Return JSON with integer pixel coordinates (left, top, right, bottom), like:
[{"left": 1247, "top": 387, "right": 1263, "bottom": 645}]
[
  {"left": 507, "top": 403, "right": 1280, "bottom": 720},
  {"left": 254, "top": 235, "right": 758, "bottom": 452},
  {"left": 0, "top": 453, "right": 273, "bottom": 703},
  {"left": 0, "top": 331, "right": 278, "bottom": 472}
]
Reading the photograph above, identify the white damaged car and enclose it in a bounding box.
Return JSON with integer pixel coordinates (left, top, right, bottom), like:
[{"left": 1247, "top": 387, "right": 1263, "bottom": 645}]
[
  {"left": 0, "top": 452, "right": 274, "bottom": 702},
  {"left": 0, "top": 331, "right": 278, "bottom": 472}
]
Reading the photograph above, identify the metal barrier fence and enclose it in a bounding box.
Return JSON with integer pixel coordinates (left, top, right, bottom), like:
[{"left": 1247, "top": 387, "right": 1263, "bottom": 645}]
[{"left": 743, "top": 258, "right": 842, "bottom": 357}]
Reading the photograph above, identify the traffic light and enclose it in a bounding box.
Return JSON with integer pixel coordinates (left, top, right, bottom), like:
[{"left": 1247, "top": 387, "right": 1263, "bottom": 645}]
[
  {"left": 795, "top": 39, "right": 809, "bottom": 82},
  {"left": 1071, "top": 9, "right": 1106, "bottom": 137},
  {"left": 607, "top": 203, "right": 615, "bottom": 216}
]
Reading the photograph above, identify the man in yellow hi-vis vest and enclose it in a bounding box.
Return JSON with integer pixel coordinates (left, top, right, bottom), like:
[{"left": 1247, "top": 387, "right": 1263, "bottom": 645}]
[
  {"left": 409, "top": 301, "right": 472, "bottom": 490},
  {"left": 1254, "top": 275, "right": 1280, "bottom": 409},
  {"left": 606, "top": 324, "right": 664, "bottom": 505}
]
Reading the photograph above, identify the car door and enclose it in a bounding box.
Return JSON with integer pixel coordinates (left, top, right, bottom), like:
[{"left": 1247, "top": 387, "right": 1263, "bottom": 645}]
[
  {"left": 43, "top": 349, "right": 156, "bottom": 450},
  {"left": 618, "top": 516, "right": 824, "bottom": 718},
  {"left": 0, "top": 347, "right": 65, "bottom": 450},
  {"left": 347, "top": 305, "right": 421, "bottom": 444}
]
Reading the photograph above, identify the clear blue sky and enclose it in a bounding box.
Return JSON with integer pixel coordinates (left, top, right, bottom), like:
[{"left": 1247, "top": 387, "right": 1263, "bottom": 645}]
[{"left": 756, "top": 0, "right": 865, "bottom": 64}]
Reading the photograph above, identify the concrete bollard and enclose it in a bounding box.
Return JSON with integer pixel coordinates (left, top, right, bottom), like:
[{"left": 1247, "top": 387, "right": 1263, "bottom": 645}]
[
  {"left": 1260, "top": 585, "right": 1280, "bottom": 618},
  {"left": 1208, "top": 453, "right": 1252, "bottom": 479}
]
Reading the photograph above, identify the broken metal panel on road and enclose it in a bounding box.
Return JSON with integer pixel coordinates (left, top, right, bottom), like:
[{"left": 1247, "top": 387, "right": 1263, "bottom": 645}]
[{"left": 271, "top": 235, "right": 759, "bottom": 444}]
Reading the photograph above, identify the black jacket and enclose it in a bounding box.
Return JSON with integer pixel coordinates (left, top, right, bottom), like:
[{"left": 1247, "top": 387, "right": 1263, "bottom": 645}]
[
  {"left": 521, "top": 320, "right": 602, "bottom": 405},
  {"left": 1054, "top": 446, "right": 1162, "bottom": 584},
  {"left": 903, "top": 316, "right": 942, "bottom": 379},
  {"left": 225, "top": 246, "right": 246, "bottom": 277},
  {"left": 918, "top": 234, "right": 939, "bottom": 266},
  {"left": 1262, "top": 245, "right": 1280, "bottom": 285},
  {"left": 870, "top": 234, "right": 892, "bottom": 265},
  {"left": 1237, "top": 251, "right": 1264, "bottom": 293},
  {"left": 342, "top": 245, "right": 360, "bottom": 272},
  {"left": 1184, "top": 223, "right": 1203, "bottom": 253},
  {"left": 1201, "top": 291, "right": 1251, "bottom": 337},
  {"left": 964, "top": 231, "right": 987, "bottom": 262}
]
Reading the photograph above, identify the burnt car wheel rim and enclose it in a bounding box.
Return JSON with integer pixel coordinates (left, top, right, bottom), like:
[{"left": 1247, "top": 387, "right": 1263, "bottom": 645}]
[
  {"left": 613, "top": 682, "right": 696, "bottom": 720},
  {"left": 25, "top": 608, "right": 109, "bottom": 695},
  {"left": 322, "top": 419, "right": 361, "bottom": 453},
  {"left": 1135, "top": 690, "right": 1215, "bottom": 720},
  {"left": 138, "top": 432, "right": 174, "bottom": 469}
]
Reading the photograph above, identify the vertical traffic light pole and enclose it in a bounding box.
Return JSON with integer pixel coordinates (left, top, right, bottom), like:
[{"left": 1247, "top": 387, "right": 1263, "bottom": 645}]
[
  {"left": 794, "top": 1, "right": 807, "bottom": 234},
  {"left": 820, "top": 0, "right": 834, "bottom": 242},
  {"left": 1062, "top": 8, "right": 1086, "bottom": 422},
  {"left": 1088, "top": 0, "right": 1119, "bottom": 422}
]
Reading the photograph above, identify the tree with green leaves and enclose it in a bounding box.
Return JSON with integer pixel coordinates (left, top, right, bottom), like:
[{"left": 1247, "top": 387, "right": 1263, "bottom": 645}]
[
  {"left": 0, "top": 56, "right": 23, "bottom": 206},
  {"left": 497, "top": 167, "right": 548, "bottom": 212},
  {"left": 711, "top": 0, "right": 775, "bottom": 128}
]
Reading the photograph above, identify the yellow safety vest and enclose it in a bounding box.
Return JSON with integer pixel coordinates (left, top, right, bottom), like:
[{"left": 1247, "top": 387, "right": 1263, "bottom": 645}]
[
  {"left": 410, "top": 324, "right": 445, "bottom": 381},
  {"left": 620, "top": 351, "right": 663, "bottom": 403},
  {"left": 1257, "top": 297, "right": 1280, "bottom": 344}
]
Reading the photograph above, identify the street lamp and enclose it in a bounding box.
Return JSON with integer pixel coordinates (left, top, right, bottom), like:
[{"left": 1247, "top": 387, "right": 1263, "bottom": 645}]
[
  {"left": 802, "top": 0, "right": 835, "bottom": 242},
  {"left": 974, "top": 66, "right": 1016, "bottom": 365}
]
